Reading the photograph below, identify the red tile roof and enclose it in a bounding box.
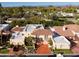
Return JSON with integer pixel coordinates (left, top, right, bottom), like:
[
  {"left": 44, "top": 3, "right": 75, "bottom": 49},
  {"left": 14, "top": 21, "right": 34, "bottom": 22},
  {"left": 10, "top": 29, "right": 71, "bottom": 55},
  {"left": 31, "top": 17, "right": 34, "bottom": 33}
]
[
  {"left": 2, "top": 31, "right": 10, "bottom": 35},
  {"left": 11, "top": 27, "right": 23, "bottom": 32},
  {"left": 31, "top": 29, "right": 52, "bottom": 36},
  {"left": 53, "top": 26, "right": 74, "bottom": 37},
  {"left": 64, "top": 24, "right": 79, "bottom": 32},
  {"left": 36, "top": 43, "right": 51, "bottom": 54},
  {"left": 0, "top": 30, "right": 11, "bottom": 35}
]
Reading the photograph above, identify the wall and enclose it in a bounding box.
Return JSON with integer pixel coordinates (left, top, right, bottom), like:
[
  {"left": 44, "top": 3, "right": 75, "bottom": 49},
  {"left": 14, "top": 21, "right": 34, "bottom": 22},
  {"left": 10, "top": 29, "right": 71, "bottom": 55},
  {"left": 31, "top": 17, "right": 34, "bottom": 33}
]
[{"left": 55, "top": 42, "right": 70, "bottom": 49}]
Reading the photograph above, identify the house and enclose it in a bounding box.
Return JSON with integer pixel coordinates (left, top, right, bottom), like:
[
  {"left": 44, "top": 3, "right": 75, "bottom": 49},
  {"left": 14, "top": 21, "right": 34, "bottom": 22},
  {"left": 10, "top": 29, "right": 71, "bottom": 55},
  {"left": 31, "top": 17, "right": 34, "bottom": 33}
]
[
  {"left": 37, "top": 12, "right": 42, "bottom": 15},
  {"left": 76, "top": 9, "right": 79, "bottom": 13},
  {"left": 0, "top": 24, "right": 11, "bottom": 35},
  {"left": 64, "top": 24, "right": 79, "bottom": 35},
  {"left": 6, "top": 18, "right": 25, "bottom": 23},
  {"left": 50, "top": 26, "right": 74, "bottom": 40},
  {"left": 31, "top": 29, "right": 56, "bottom": 49},
  {"left": 0, "top": 24, "right": 10, "bottom": 31},
  {"left": 25, "top": 11, "right": 30, "bottom": 14},
  {"left": 10, "top": 25, "right": 26, "bottom": 45},
  {"left": 31, "top": 29, "right": 53, "bottom": 41},
  {"left": 0, "top": 24, "right": 11, "bottom": 44},
  {"left": 10, "top": 32, "right": 25, "bottom": 45},
  {"left": 31, "top": 28, "right": 56, "bottom": 49},
  {"left": 63, "top": 24, "right": 79, "bottom": 43},
  {"left": 57, "top": 11, "right": 74, "bottom": 17},
  {"left": 11, "top": 25, "right": 24, "bottom": 33},
  {"left": 10, "top": 24, "right": 44, "bottom": 45},
  {"left": 53, "top": 36, "right": 70, "bottom": 49},
  {"left": 23, "top": 24, "right": 44, "bottom": 37},
  {"left": 61, "top": 12, "right": 74, "bottom": 17},
  {"left": 49, "top": 13, "right": 53, "bottom": 16},
  {"left": 50, "top": 24, "right": 79, "bottom": 44}
]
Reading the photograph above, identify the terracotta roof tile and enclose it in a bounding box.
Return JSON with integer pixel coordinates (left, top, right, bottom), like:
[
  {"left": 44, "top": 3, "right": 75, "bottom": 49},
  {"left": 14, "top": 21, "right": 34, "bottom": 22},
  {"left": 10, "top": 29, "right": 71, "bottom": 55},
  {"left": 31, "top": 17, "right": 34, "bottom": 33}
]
[
  {"left": 53, "top": 26, "right": 74, "bottom": 37},
  {"left": 11, "top": 27, "right": 23, "bottom": 32},
  {"left": 31, "top": 29, "right": 52, "bottom": 36},
  {"left": 64, "top": 24, "right": 79, "bottom": 32},
  {"left": 36, "top": 44, "right": 51, "bottom": 54}
]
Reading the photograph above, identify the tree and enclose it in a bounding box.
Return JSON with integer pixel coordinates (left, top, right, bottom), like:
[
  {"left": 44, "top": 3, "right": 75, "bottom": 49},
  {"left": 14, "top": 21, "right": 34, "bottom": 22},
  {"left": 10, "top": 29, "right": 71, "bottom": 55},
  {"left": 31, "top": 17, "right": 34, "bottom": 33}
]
[
  {"left": 12, "top": 7, "right": 24, "bottom": 18},
  {"left": 10, "top": 20, "right": 17, "bottom": 27},
  {"left": 63, "top": 7, "right": 77, "bottom": 13},
  {"left": 48, "top": 39, "right": 53, "bottom": 46},
  {"left": 52, "top": 13, "right": 59, "bottom": 20},
  {"left": 0, "top": 3, "right": 3, "bottom": 24},
  {"left": 11, "top": 20, "right": 26, "bottom": 27},
  {"left": 0, "top": 3, "right": 2, "bottom": 13},
  {"left": 24, "top": 36, "right": 35, "bottom": 46},
  {"left": 17, "top": 7, "right": 24, "bottom": 17},
  {"left": 27, "top": 16, "right": 42, "bottom": 24},
  {"left": 53, "top": 20, "right": 63, "bottom": 26}
]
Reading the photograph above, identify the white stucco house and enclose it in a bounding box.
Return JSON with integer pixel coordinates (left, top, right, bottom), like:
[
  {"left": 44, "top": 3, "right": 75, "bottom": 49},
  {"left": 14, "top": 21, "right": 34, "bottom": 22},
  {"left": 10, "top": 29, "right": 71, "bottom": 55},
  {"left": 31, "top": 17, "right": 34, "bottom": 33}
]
[
  {"left": 53, "top": 36, "right": 71, "bottom": 49},
  {"left": 10, "top": 24, "right": 44, "bottom": 45},
  {"left": 57, "top": 11, "right": 74, "bottom": 17},
  {"left": 10, "top": 32, "right": 25, "bottom": 45}
]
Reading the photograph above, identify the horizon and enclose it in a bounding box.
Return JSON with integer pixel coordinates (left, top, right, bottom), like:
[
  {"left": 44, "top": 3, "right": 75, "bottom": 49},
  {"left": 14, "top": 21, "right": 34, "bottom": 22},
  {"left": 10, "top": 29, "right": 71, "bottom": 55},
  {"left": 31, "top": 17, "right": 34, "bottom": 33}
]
[{"left": 1, "top": 2, "right": 79, "bottom": 7}]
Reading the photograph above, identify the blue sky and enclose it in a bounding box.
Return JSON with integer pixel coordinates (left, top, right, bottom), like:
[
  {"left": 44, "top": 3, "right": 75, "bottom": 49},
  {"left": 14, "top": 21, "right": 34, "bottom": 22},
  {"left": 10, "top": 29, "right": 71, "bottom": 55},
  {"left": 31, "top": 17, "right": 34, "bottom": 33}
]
[{"left": 1, "top": 2, "right": 79, "bottom": 7}]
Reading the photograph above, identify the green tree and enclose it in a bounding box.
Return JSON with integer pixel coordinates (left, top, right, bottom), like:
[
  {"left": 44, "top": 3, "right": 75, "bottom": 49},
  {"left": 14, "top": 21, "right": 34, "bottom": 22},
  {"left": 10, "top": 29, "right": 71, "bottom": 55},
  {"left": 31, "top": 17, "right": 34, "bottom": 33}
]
[
  {"left": 48, "top": 39, "right": 53, "bottom": 46},
  {"left": 52, "top": 13, "right": 59, "bottom": 20},
  {"left": 24, "top": 37, "right": 35, "bottom": 46},
  {"left": 0, "top": 3, "right": 3, "bottom": 24},
  {"left": 63, "top": 7, "right": 77, "bottom": 13},
  {"left": 11, "top": 20, "right": 26, "bottom": 27}
]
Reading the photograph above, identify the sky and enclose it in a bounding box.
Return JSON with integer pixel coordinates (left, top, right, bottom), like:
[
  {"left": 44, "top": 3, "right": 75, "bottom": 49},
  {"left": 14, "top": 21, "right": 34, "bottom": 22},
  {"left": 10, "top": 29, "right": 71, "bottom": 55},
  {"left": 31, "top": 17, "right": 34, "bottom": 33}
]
[{"left": 1, "top": 2, "right": 79, "bottom": 7}]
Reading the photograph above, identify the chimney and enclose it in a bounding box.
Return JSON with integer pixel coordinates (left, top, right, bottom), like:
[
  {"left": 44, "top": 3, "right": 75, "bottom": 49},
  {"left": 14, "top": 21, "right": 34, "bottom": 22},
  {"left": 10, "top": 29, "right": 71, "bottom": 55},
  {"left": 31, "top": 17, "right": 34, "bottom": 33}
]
[{"left": 63, "top": 26, "right": 68, "bottom": 31}]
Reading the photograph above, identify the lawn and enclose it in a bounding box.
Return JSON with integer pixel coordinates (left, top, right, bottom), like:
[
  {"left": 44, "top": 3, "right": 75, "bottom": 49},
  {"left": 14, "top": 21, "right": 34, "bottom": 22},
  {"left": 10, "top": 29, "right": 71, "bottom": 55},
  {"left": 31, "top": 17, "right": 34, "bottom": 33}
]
[
  {"left": 26, "top": 46, "right": 35, "bottom": 53},
  {"left": 0, "top": 49, "right": 8, "bottom": 54},
  {"left": 53, "top": 49, "right": 73, "bottom": 54}
]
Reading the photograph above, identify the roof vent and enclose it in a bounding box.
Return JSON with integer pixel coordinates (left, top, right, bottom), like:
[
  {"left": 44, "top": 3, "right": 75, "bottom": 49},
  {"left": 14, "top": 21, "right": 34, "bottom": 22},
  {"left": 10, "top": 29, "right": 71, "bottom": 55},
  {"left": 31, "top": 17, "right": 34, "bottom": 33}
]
[{"left": 63, "top": 26, "right": 68, "bottom": 31}]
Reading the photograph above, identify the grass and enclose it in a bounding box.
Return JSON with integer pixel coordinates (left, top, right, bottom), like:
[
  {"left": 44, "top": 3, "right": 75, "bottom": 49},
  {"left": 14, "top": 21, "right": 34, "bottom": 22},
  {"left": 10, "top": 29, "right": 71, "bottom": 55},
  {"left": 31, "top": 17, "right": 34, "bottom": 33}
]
[
  {"left": 53, "top": 49, "right": 73, "bottom": 54},
  {"left": 26, "top": 46, "right": 35, "bottom": 53},
  {"left": 0, "top": 49, "right": 8, "bottom": 54},
  {"left": 26, "top": 46, "right": 35, "bottom": 50}
]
